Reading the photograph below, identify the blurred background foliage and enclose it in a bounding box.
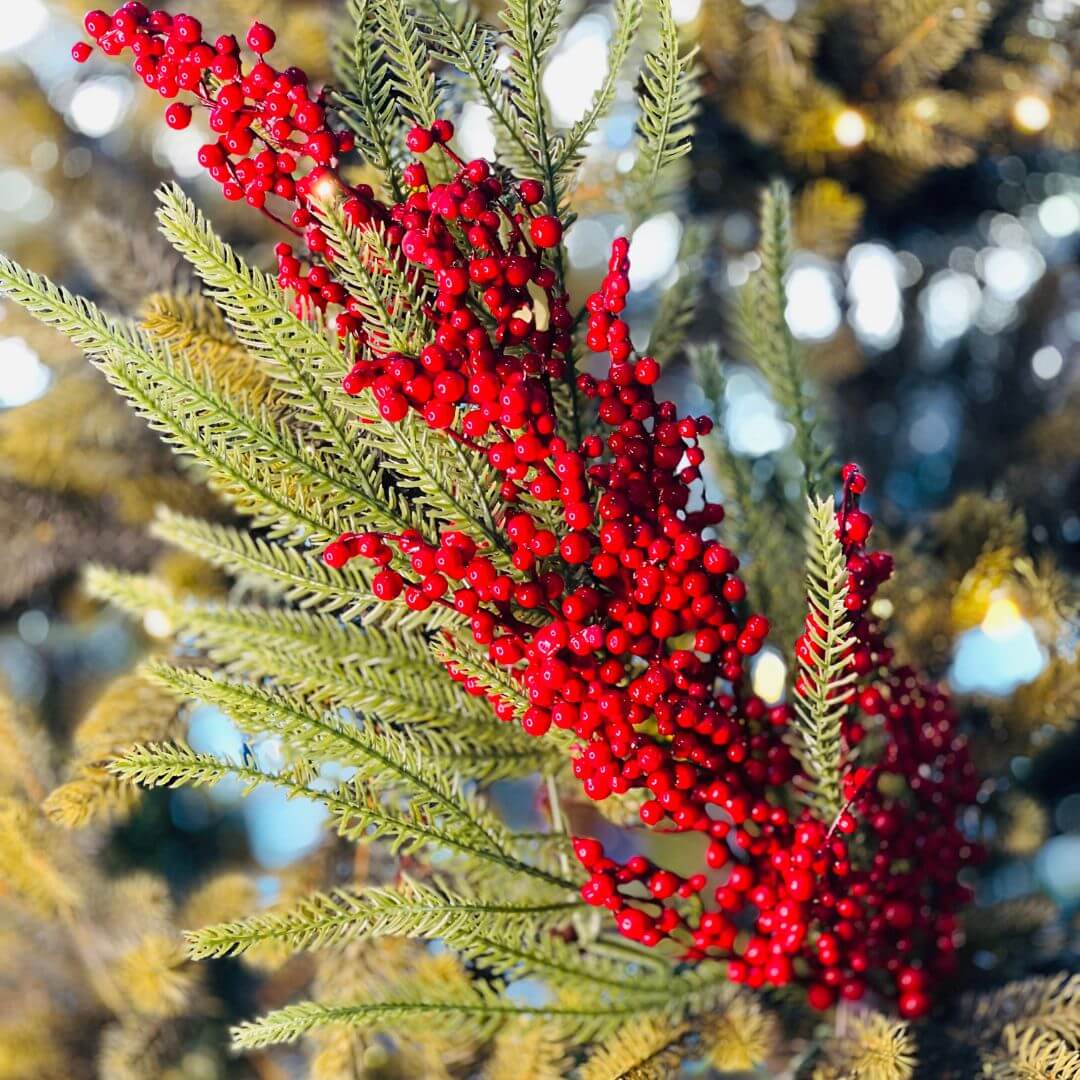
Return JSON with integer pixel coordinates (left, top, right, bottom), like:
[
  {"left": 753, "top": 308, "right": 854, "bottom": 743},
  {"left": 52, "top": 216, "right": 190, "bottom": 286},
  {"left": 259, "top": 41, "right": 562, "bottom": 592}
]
[{"left": 0, "top": 0, "right": 1076, "bottom": 1076}]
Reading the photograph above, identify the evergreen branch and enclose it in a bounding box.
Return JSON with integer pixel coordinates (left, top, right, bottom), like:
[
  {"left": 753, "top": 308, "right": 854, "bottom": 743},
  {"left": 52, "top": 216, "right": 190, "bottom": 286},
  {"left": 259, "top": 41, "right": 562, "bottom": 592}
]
[
  {"left": 580, "top": 1016, "right": 690, "bottom": 1080},
  {"left": 308, "top": 201, "right": 431, "bottom": 355},
  {"left": 148, "top": 510, "right": 384, "bottom": 621},
  {"left": 433, "top": 637, "right": 532, "bottom": 723},
  {"left": 373, "top": 0, "right": 445, "bottom": 128},
  {"left": 502, "top": 0, "right": 563, "bottom": 209},
  {"left": 348, "top": 405, "right": 509, "bottom": 562},
  {"left": 419, "top": 0, "right": 537, "bottom": 174},
  {"left": 333, "top": 0, "right": 405, "bottom": 199},
  {"left": 231, "top": 965, "right": 732, "bottom": 1049},
  {"left": 553, "top": 0, "right": 644, "bottom": 182},
  {"left": 739, "top": 182, "right": 831, "bottom": 497},
  {"left": 186, "top": 878, "right": 582, "bottom": 959},
  {"left": 146, "top": 665, "right": 513, "bottom": 859},
  {"left": 0, "top": 254, "right": 360, "bottom": 541},
  {"left": 87, "top": 568, "right": 492, "bottom": 729},
  {"left": 111, "top": 742, "right": 568, "bottom": 888},
  {"left": 624, "top": 0, "right": 701, "bottom": 222},
  {"left": 153, "top": 185, "right": 373, "bottom": 498},
  {"left": 793, "top": 496, "right": 857, "bottom": 820}
]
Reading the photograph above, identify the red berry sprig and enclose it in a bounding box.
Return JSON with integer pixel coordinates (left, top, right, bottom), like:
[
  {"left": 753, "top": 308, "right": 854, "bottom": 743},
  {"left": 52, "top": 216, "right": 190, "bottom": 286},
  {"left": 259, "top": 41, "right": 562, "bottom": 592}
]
[{"left": 78, "top": 5, "right": 982, "bottom": 1020}]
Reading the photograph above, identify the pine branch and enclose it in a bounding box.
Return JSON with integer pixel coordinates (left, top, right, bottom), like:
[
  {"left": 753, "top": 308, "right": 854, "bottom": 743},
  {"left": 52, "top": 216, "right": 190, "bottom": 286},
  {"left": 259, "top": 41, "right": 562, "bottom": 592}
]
[
  {"left": 372, "top": 0, "right": 444, "bottom": 129},
  {"left": 186, "top": 878, "right": 583, "bottom": 959},
  {"left": 419, "top": 0, "right": 537, "bottom": 175},
  {"left": 502, "top": 0, "right": 563, "bottom": 211},
  {"left": 793, "top": 495, "right": 857, "bottom": 821},
  {"left": 738, "top": 182, "right": 831, "bottom": 497},
  {"left": 553, "top": 0, "right": 644, "bottom": 185},
  {"left": 333, "top": 0, "right": 405, "bottom": 199},
  {"left": 580, "top": 1016, "right": 690, "bottom": 1080},
  {"left": 112, "top": 743, "right": 572, "bottom": 891},
  {"left": 963, "top": 973, "right": 1080, "bottom": 1049},
  {"left": 89, "top": 569, "right": 558, "bottom": 781},
  {"left": 153, "top": 184, "right": 384, "bottom": 507},
  {"left": 0, "top": 255, "right": 373, "bottom": 542},
  {"left": 231, "top": 964, "right": 732, "bottom": 1050},
  {"left": 147, "top": 511, "right": 389, "bottom": 622},
  {"left": 139, "top": 290, "right": 278, "bottom": 407},
  {"left": 146, "top": 664, "right": 514, "bottom": 859},
  {"left": 624, "top": 0, "right": 701, "bottom": 222},
  {"left": 308, "top": 201, "right": 432, "bottom": 356}
]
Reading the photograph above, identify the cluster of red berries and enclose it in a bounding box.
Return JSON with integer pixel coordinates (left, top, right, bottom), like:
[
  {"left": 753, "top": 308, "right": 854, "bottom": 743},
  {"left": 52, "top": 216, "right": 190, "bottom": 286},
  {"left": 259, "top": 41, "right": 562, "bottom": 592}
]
[{"left": 81, "top": 8, "right": 981, "bottom": 1019}]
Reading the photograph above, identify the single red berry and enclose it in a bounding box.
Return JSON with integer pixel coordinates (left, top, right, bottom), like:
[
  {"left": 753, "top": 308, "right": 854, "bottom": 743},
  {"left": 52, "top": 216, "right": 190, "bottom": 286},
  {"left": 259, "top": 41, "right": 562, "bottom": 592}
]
[
  {"left": 246, "top": 21, "right": 276, "bottom": 53},
  {"left": 84, "top": 9, "right": 110, "bottom": 38},
  {"left": 165, "top": 103, "right": 192, "bottom": 130},
  {"left": 405, "top": 125, "right": 434, "bottom": 153},
  {"left": 530, "top": 215, "right": 562, "bottom": 249},
  {"left": 518, "top": 179, "right": 544, "bottom": 206},
  {"left": 430, "top": 118, "right": 455, "bottom": 143},
  {"left": 71, "top": 42, "right": 93, "bottom": 63}
]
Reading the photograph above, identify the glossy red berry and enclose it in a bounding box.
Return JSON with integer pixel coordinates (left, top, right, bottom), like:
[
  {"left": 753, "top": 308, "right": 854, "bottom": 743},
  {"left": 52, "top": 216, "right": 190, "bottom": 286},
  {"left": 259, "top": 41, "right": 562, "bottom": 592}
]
[
  {"left": 530, "top": 215, "right": 562, "bottom": 249},
  {"left": 165, "top": 103, "right": 192, "bottom": 129},
  {"left": 406, "top": 125, "right": 434, "bottom": 153},
  {"left": 72, "top": 42, "right": 94, "bottom": 62},
  {"left": 246, "top": 21, "right": 276, "bottom": 53}
]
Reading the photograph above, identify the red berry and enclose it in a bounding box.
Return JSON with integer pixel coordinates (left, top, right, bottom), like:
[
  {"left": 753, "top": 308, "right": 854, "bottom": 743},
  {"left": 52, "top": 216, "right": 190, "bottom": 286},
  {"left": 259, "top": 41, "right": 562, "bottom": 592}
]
[
  {"left": 518, "top": 179, "right": 544, "bottom": 206},
  {"left": 246, "top": 21, "right": 276, "bottom": 53},
  {"left": 71, "top": 42, "right": 93, "bottom": 63},
  {"left": 405, "top": 125, "right": 434, "bottom": 153},
  {"left": 430, "top": 118, "right": 454, "bottom": 143},
  {"left": 530, "top": 215, "right": 562, "bottom": 249},
  {"left": 165, "top": 103, "right": 192, "bottom": 130},
  {"left": 84, "top": 10, "right": 110, "bottom": 37}
]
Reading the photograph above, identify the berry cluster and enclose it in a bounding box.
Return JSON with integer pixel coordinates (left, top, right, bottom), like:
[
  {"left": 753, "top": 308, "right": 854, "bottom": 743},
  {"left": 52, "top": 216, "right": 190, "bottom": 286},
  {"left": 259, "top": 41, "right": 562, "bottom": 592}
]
[{"left": 79, "top": 6, "right": 981, "bottom": 1018}]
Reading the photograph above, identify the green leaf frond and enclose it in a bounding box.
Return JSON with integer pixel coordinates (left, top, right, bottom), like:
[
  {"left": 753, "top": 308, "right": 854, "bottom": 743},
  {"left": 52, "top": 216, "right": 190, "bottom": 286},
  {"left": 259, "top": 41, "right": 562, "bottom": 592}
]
[
  {"left": 0, "top": 254, "right": 358, "bottom": 543},
  {"left": 625, "top": 0, "right": 701, "bottom": 222},
  {"left": 346, "top": 403, "right": 509, "bottom": 563},
  {"left": 88, "top": 568, "right": 558, "bottom": 780},
  {"left": 419, "top": 0, "right": 537, "bottom": 176},
  {"left": 372, "top": 0, "right": 444, "bottom": 130},
  {"left": 738, "top": 182, "right": 831, "bottom": 496},
  {"left": 793, "top": 495, "right": 857, "bottom": 821},
  {"left": 147, "top": 510, "right": 388, "bottom": 622},
  {"left": 186, "top": 878, "right": 583, "bottom": 960},
  {"left": 433, "top": 635, "right": 534, "bottom": 726},
  {"left": 111, "top": 743, "right": 573, "bottom": 891},
  {"left": 230, "top": 963, "right": 732, "bottom": 1051},
  {"left": 333, "top": 0, "right": 404, "bottom": 198},
  {"left": 308, "top": 200, "right": 433, "bottom": 356},
  {"left": 145, "top": 664, "right": 513, "bottom": 859},
  {"left": 579, "top": 1015, "right": 690, "bottom": 1080},
  {"left": 152, "top": 185, "right": 370, "bottom": 493},
  {"left": 553, "top": 0, "right": 644, "bottom": 186},
  {"left": 501, "top": 0, "right": 563, "bottom": 208}
]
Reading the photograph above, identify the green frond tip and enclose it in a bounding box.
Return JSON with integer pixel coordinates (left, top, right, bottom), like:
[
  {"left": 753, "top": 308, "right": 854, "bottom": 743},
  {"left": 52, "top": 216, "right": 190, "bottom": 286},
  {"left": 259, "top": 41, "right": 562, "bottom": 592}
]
[
  {"left": 185, "top": 878, "right": 583, "bottom": 960},
  {"left": 334, "top": 0, "right": 405, "bottom": 199},
  {"left": 625, "top": 0, "right": 701, "bottom": 221},
  {"left": 738, "top": 182, "right": 832, "bottom": 496},
  {"left": 580, "top": 1015, "right": 690, "bottom": 1080},
  {"left": 793, "top": 495, "right": 857, "bottom": 821},
  {"left": 554, "top": 0, "right": 644, "bottom": 184}
]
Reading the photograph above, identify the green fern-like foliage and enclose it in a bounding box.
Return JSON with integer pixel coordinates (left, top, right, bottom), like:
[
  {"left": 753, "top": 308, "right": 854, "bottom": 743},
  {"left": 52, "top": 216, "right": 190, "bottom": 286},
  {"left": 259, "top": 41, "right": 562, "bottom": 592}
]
[
  {"left": 0, "top": 6, "right": 727, "bottom": 1065},
  {"left": 737, "top": 181, "right": 831, "bottom": 498},
  {"left": 793, "top": 495, "right": 858, "bottom": 820}
]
